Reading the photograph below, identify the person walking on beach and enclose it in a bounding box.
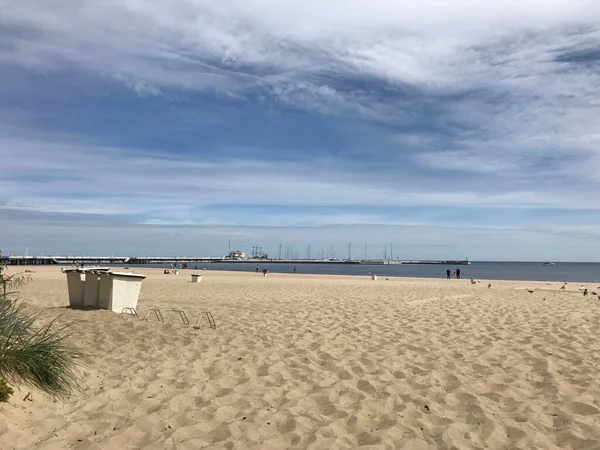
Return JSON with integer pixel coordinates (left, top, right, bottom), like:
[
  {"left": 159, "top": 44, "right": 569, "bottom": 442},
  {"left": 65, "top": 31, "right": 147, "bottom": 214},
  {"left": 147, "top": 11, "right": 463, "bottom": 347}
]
[
  {"left": 256, "top": 265, "right": 259, "bottom": 273},
  {"left": 456, "top": 268, "right": 461, "bottom": 279},
  {"left": 293, "top": 266, "right": 297, "bottom": 273},
  {"left": 446, "top": 268, "right": 451, "bottom": 279}
]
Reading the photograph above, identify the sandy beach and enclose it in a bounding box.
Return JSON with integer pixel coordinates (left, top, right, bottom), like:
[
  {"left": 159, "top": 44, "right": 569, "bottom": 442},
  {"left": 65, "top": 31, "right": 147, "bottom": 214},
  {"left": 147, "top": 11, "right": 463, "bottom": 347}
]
[{"left": 1, "top": 266, "right": 600, "bottom": 449}]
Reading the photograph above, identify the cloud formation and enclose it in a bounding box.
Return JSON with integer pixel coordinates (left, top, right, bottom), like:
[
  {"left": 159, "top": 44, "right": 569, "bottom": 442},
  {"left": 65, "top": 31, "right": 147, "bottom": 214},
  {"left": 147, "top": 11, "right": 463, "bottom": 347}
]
[{"left": 1, "top": 0, "right": 600, "bottom": 258}]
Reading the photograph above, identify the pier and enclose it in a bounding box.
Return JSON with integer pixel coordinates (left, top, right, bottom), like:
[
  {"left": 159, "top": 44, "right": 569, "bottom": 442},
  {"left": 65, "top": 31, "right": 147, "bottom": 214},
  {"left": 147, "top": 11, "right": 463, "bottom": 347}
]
[
  {"left": 0, "top": 255, "right": 471, "bottom": 266},
  {"left": 0, "top": 255, "right": 361, "bottom": 266}
]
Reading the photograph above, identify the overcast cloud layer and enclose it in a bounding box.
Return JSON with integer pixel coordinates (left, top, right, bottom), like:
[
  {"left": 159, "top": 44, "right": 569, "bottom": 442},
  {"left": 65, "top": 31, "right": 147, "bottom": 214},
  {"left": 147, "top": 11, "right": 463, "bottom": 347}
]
[{"left": 1, "top": 1, "right": 600, "bottom": 259}]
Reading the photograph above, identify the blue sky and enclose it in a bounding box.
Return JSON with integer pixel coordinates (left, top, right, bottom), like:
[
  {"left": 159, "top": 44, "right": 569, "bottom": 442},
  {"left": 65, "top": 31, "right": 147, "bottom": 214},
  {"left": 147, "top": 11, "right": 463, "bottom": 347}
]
[{"left": 1, "top": 0, "right": 600, "bottom": 260}]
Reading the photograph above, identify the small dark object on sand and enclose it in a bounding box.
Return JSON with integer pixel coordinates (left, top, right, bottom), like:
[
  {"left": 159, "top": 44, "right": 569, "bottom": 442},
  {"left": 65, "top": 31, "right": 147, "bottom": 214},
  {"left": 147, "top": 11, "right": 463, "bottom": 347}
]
[{"left": 527, "top": 289, "right": 535, "bottom": 294}]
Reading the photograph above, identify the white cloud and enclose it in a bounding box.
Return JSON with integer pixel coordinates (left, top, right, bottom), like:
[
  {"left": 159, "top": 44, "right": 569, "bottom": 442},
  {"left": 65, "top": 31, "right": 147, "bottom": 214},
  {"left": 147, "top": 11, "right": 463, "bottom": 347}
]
[
  {"left": 412, "top": 151, "right": 525, "bottom": 175},
  {"left": 2, "top": 135, "right": 600, "bottom": 227},
  {"left": 2, "top": 1, "right": 599, "bottom": 142},
  {"left": 2, "top": 1, "right": 599, "bottom": 91}
]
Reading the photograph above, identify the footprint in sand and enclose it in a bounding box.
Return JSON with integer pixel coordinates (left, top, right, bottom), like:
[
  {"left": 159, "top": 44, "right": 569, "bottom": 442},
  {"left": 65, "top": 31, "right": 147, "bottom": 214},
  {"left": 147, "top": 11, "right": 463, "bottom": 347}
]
[
  {"left": 356, "top": 431, "right": 381, "bottom": 446},
  {"left": 505, "top": 425, "right": 527, "bottom": 442},
  {"left": 216, "top": 388, "right": 233, "bottom": 398},
  {"left": 376, "top": 414, "right": 398, "bottom": 430},
  {"left": 337, "top": 369, "right": 353, "bottom": 380},
  {"left": 277, "top": 418, "right": 296, "bottom": 433},
  {"left": 257, "top": 364, "right": 270, "bottom": 377},
  {"left": 357, "top": 379, "right": 376, "bottom": 395},
  {"left": 565, "top": 402, "right": 600, "bottom": 416},
  {"left": 392, "top": 370, "right": 407, "bottom": 380},
  {"left": 351, "top": 365, "right": 365, "bottom": 375}
]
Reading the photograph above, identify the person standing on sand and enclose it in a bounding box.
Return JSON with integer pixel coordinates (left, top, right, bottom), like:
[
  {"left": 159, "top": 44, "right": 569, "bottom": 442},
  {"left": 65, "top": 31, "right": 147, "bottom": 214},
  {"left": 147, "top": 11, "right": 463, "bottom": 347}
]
[
  {"left": 446, "top": 268, "right": 451, "bottom": 279},
  {"left": 456, "top": 268, "right": 461, "bottom": 279},
  {"left": 256, "top": 265, "right": 259, "bottom": 273}
]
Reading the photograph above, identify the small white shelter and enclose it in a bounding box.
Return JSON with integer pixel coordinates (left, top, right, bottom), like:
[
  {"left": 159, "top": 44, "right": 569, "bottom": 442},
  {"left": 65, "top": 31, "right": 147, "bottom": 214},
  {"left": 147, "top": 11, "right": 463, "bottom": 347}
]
[
  {"left": 191, "top": 274, "right": 202, "bottom": 283},
  {"left": 64, "top": 267, "right": 110, "bottom": 308},
  {"left": 98, "top": 272, "right": 146, "bottom": 312},
  {"left": 64, "top": 268, "right": 145, "bottom": 313}
]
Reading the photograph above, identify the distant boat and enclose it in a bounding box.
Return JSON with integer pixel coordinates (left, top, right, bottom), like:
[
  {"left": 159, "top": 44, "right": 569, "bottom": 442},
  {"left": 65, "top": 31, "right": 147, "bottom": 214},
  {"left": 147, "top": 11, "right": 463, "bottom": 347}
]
[{"left": 543, "top": 262, "right": 555, "bottom": 266}]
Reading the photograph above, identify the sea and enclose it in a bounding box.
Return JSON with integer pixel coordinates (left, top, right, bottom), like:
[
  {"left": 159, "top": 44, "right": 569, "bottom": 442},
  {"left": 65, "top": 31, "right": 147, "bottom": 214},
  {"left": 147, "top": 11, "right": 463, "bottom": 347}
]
[{"left": 135, "top": 262, "right": 600, "bottom": 283}]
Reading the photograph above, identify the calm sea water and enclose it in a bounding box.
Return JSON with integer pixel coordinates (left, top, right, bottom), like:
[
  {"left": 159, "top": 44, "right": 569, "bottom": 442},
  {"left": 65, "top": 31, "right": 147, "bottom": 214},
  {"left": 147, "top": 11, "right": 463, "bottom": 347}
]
[{"left": 133, "top": 262, "right": 600, "bottom": 283}]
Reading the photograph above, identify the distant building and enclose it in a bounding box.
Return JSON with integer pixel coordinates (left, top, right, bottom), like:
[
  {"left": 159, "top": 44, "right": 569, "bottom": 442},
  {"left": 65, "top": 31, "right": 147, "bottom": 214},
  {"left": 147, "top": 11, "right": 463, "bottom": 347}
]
[{"left": 225, "top": 250, "right": 247, "bottom": 260}]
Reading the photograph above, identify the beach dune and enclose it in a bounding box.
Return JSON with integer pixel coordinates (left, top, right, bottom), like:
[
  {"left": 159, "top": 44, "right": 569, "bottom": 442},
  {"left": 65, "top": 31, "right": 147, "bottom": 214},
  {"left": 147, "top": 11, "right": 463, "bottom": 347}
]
[{"left": 1, "top": 267, "right": 599, "bottom": 449}]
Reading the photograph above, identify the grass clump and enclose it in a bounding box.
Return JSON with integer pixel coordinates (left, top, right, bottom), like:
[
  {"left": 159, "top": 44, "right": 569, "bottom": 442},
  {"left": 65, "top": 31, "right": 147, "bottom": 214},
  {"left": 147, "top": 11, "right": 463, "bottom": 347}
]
[{"left": 0, "top": 250, "right": 88, "bottom": 402}]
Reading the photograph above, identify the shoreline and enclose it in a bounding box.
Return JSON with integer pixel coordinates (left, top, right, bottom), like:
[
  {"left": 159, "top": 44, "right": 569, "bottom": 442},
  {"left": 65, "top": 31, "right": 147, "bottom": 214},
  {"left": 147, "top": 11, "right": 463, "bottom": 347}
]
[{"left": 5, "top": 265, "right": 598, "bottom": 288}]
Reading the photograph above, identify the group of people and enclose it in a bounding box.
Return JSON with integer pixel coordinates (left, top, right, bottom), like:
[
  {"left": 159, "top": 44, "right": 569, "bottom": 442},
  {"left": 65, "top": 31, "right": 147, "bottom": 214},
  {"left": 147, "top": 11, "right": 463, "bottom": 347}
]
[
  {"left": 256, "top": 266, "right": 269, "bottom": 276},
  {"left": 446, "top": 268, "right": 461, "bottom": 279}
]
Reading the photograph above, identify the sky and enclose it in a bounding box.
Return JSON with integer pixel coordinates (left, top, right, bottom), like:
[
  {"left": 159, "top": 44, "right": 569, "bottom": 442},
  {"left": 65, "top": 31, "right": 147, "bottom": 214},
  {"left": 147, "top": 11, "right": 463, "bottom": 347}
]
[{"left": 1, "top": 0, "right": 600, "bottom": 261}]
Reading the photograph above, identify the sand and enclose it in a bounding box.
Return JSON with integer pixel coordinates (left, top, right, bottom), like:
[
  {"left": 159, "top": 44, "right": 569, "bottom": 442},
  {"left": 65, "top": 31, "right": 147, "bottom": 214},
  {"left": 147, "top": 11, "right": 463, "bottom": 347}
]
[{"left": 1, "top": 266, "right": 600, "bottom": 449}]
